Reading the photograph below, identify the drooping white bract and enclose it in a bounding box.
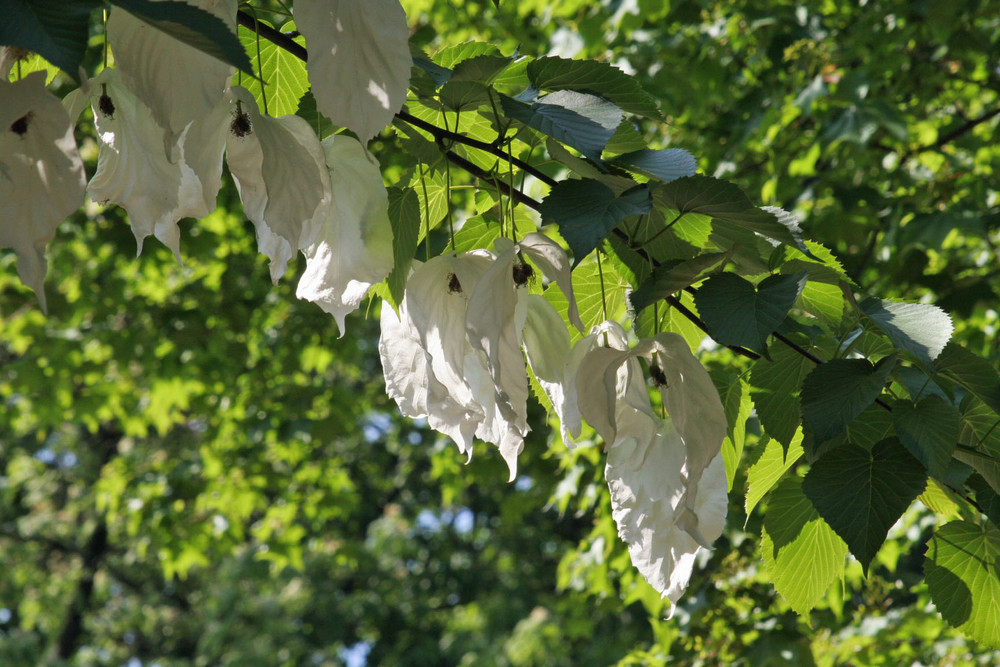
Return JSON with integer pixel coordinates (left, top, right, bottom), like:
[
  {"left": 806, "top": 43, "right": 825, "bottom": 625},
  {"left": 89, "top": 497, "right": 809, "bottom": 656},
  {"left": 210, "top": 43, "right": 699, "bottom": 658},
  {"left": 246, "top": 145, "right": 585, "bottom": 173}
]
[
  {"left": 108, "top": 0, "right": 237, "bottom": 156},
  {"left": 379, "top": 288, "right": 478, "bottom": 457},
  {"left": 294, "top": 0, "right": 411, "bottom": 144},
  {"left": 226, "top": 86, "right": 332, "bottom": 283},
  {"left": 86, "top": 68, "right": 228, "bottom": 259},
  {"left": 380, "top": 252, "right": 496, "bottom": 463},
  {"left": 0, "top": 71, "right": 86, "bottom": 310},
  {"left": 296, "top": 135, "right": 393, "bottom": 336},
  {"left": 380, "top": 236, "right": 580, "bottom": 480},
  {"left": 607, "top": 436, "right": 727, "bottom": 610},
  {"left": 573, "top": 324, "right": 728, "bottom": 608}
]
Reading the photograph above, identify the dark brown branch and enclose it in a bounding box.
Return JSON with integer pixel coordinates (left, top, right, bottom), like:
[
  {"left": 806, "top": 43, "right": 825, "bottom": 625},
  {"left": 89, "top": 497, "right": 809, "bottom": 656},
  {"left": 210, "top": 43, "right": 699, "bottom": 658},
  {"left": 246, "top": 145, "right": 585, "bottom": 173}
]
[
  {"left": 396, "top": 110, "right": 557, "bottom": 187},
  {"left": 236, "top": 12, "right": 307, "bottom": 61},
  {"left": 911, "top": 106, "right": 1000, "bottom": 156}
]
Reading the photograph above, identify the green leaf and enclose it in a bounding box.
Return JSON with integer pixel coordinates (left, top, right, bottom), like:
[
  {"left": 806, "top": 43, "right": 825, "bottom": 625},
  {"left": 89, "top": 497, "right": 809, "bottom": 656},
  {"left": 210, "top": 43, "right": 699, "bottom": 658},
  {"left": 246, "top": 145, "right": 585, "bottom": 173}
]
[
  {"left": 861, "top": 297, "right": 953, "bottom": 367},
  {"left": 539, "top": 180, "right": 651, "bottom": 267},
  {"left": 761, "top": 477, "right": 848, "bottom": 616},
  {"left": 449, "top": 53, "right": 511, "bottom": 84},
  {"left": 438, "top": 80, "right": 491, "bottom": 111},
  {"left": 892, "top": 395, "right": 960, "bottom": 476},
  {"left": 0, "top": 0, "right": 101, "bottom": 79},
  {"left": 751, "top": 341, "right": 816, "bottom": 448},
  {"left": 925, "top": 520, "right": 1000, "bottom": 648},
  {"left": 657, "top": 176, "right": 803, "bottom": 249},
  {"left": 800, "top": 355, "right": 896, "bottom": 448},
  {"left": 452, "top": 214, "right": 502, "bottom": 254},
  {"left": 720, "top": 376, "right": 752, "bottom": 492},
  {"left": 936, "top": 341, "right": 1000, "bottom": 414},
  {"left": 527, "top": 56, "right": 663, "bottom": 120},
  {"left": 802, "top": 438, "right": 927, "bottom": 573},
  {"left": 603, "top": 120, "right": 649, "bottom": 155},
  {"left": 544, "top": 257, "right": 627, "bottom": 343},
  {"left": 500, "top": 90, "right": 622, "bottom": 163},
  {"left": 953, "top": 447, "right": 1000, "bottom": 496},
  {"left": 382, "top": 187, "right": 421, "bottom": 310},
  {"left": 628, "top": 252, "right": 729, "bottom": 314},
  {"left": 237, "top": 20, "right": 309, "bottom": 117},
  {"left": 694, "top": 272, "right": 807, "bottom": 354},
  {"left": 607, "top": 149, "right": 697, "bottom": 183},
  {"left": 796, "top": 280, "right": 845, "bottom": 326},
  {"left": 113, "top": 0, "right": 253, "bottom": 75},
  {"left": 432, "top": 41, "right": 500, "bottom": 68},
  {"left": 746, "top": 431, "right": 805, "bottom": 517}
]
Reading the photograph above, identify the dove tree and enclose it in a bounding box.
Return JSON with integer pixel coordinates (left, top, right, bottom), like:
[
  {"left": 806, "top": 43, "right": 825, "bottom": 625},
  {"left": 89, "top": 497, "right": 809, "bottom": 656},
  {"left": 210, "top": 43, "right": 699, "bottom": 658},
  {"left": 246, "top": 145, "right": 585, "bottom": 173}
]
[{"left": 3, "top": 0, "right": 1000, "bottom": 653}]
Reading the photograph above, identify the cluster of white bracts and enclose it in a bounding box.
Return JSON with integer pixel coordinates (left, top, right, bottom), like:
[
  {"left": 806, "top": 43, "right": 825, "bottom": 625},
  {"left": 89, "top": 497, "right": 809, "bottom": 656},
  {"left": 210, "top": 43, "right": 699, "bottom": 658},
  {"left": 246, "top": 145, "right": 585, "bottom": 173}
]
[
  {"left": 2, "top": 0, "right": 407, "bottom": 333},
  {"left": 379, "top": 242, "right": 729, "bottom": 609},
  {"left": 1, "top": 0, "right": 728, "bottom": 610}
]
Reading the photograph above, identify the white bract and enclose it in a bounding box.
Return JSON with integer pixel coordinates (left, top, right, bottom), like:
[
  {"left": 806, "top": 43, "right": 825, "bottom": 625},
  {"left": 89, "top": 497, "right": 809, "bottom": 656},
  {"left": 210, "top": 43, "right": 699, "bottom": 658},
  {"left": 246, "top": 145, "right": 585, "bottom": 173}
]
[
  {"left": 226, "top": 86, "right": 332, "bottom": 283},
  {"left": 0, "top": 71, "right": 86, "bottom": 310},
  {"left": 572, "top": 324, "right": 728, "bottom": 607},
  {"left": 108, "top": 0, "right": 237, "bottom": 156},
  {"left": 85, "top": 68, "right": 228, "bottom": 259},
  {"left": 296, "top": 135, "right": 393, "bottom": 335},
  {"left": 379, "top": 235, "right": 580, "bottom": 480},
  {"left": 295, "top": 0, "right": 411, "bottom": 144}
]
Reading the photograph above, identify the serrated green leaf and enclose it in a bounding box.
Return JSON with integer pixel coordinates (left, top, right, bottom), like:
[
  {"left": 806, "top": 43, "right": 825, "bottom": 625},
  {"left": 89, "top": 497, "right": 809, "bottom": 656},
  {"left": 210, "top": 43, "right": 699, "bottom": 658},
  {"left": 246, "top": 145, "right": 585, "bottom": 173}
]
[
  {"left": 543, "top": 257, "right": 627, "bottom": 343},
  {"left": 800, "top": 355, "right": 896, "bottom": 447},
  {"left": 449, "top": 53, "right": 511, "bottom": 84},
  {"left": 893, "top": 395, "right": 960, "bottom": 476},
  {"left": 294, "top": 89, "right": 336, "bottom": 139},
  {"left": 658, "top": 176, "right": 803, "bottom": 249},
  {"left": 802, "top": 438, "right": 926, "bottom": 573},
  {"left": 382, "top": 187, "right": 421, "bottom": 309},
  {"left": 527, "top": 56, "right": 663, "bottom": 120},
  {"left": 862, "top": 297, "right": 953, "bottom": 367},
  {"left": 433, "top": 41, "right": 500, "bottom": 68},
  {"left": 694, "top": 272, "right": 807, "bottom": 354},
  {"left": 539, "top": 180, "right": 651, "bottom": 267},
  {"left": 0, "top": 0, "right": 100, "bottom": 79},
  {"left": 628, "top": 252, "right": 729, "bottom": 313},
  {"left": 919, "top": 478, "right": 964, "bottom": 520},
  {"left": 603, "top": 120, "right": 649, "bottom": 155},
  {"left": 720, "top": 376, "right": 752, "bottom": 492},
  {"left": 411, "top": 47, "right": 452, "bottom": 88},
  {"left": 953, "top": 447, "right": 1000, "bottom": 496},
  {"left": 452, "top": 214, "right": 502, "bottom": 254},
  {"left": 608, "top": 148, "right": 697, "bottom": 183},
  {"left": 438, "top": 79, "right": 491, "bottom": 111},
  {"left": 113, "top": 0, "right": 252, "bottom": 74},
  {"left": 501, "top": 90, "right": 622, "bottom": 163},
  {"left": 761, "top": 477, "right": 848, "bottom": 616},
  {"left": 936, "top": 342, "right": 1000, "bottom": 414},
  {"left": 796, "top": 280, "right": 845, "bottom": 326},
  {"left": 925, "top": 520, "right": 1000, "bottom": 648},
  {"left": 238, "top": 20, "right": 309, "bottom": 117},
  {"left": 751, "top": 341, "right": 816, "bottom": 448},
  {"left": 746, "top": 430, "right": 805, "bottom": 517}
]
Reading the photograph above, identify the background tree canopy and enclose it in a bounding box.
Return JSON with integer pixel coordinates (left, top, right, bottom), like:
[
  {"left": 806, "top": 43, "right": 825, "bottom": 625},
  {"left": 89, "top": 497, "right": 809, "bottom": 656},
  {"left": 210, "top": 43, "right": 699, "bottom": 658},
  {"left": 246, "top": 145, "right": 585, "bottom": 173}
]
[{"left": 2, "top": 0, "right": 1000, "bottom": 665}]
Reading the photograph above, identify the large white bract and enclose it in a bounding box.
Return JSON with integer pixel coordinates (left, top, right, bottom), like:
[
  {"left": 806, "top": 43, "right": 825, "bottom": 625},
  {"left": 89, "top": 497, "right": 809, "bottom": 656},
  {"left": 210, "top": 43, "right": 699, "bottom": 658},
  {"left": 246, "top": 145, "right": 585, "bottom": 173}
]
[
  {"left": 85, "top": 68, "right": 227, "bottom": 259},
  {"left": 295, "top": 0, "right": 411, "bottom": 145},
  {"left": 226, "top": 86, "right": 332, "bottom": 283},
  {"left": 0, "top": 71, "right": 86, "bottom": 311},
  {"left": 108, "top": 0, "right": 237, "bottom": 156},
  {"left": 296, "top": 135, "right": 394, "bottom": 336}
]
